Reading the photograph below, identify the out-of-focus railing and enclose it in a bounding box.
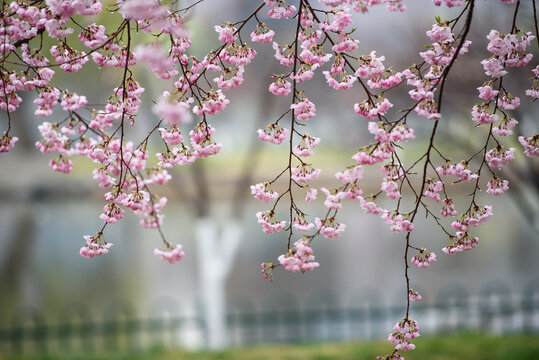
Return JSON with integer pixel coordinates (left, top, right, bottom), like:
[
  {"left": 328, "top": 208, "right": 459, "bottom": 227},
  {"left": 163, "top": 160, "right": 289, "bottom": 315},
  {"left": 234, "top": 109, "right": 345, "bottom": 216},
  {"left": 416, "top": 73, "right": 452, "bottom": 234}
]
[{"left": 1, "top": 279, "right": 538, "bottom": 354}]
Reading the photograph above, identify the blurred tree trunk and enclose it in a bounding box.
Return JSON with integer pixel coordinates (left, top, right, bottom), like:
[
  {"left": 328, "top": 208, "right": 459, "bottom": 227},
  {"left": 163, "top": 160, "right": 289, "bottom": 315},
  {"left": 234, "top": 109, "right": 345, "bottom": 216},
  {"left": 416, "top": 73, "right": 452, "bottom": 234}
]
[
  {"left": 0, "top": 205, "right": 35, "bottom": 325},
  {"left": 191, "top": 77, "right": 276, "bottom": 349}
]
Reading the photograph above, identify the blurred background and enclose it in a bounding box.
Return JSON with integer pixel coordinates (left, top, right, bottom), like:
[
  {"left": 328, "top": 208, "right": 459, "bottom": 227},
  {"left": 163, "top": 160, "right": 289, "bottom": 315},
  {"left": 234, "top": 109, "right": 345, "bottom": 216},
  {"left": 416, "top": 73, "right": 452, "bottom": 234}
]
[{"left": 0, "top": 0, "right": 538, "bottom": 358}]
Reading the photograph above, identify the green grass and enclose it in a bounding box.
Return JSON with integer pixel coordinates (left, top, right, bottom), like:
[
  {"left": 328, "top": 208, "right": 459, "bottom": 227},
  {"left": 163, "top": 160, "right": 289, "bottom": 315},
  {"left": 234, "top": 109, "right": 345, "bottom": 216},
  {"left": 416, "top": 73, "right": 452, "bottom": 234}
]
[{"left": 2, "top": 332, "right": 539, "bottom": 360}]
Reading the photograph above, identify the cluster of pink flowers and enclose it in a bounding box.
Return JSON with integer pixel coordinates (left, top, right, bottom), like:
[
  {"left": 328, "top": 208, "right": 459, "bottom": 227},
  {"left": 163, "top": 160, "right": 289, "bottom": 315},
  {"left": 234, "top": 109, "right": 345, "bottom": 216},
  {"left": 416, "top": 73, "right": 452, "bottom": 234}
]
[
  {"left": 487, "top": 177, "right": 509, "bottom": 196},
  {"left": 353, "top": 50, "right": 402, "bottom": 90},
  {"left": 278, "top": 237, "right": 319, "bottom": 273},
  {"left": 265, "top": 0, "right": 296, "bottom": 19},
  {"left": 485, "top": 146, "right": 515, "bottom": 168},
  {"left": 320, "top": 187, "right": 347, "bottom": 210},
  {"left": 251, "top": 182, "right": 279, "bottom": 203},
  {"left": 335, "top": 164, "right": 364, "bottom": 184},
  {"left": 291, "top": 98, "right": 316, "bottom": 121},
  {"left": 388, "top": 319, "right": 420, "bottom": 352},
  {"left": 80, "top": 234, "right": 113, "bottom": 258},
  {"left": 482, "top": 29, "right": 534, "bottom": 78},
  {"left": 436, "top": 162, "right": 478, "bottom": 182},
  {"left": 525, "top": 65, "right": 539, "bottom": 99},
  {"left": 368, "top": 122, "right": 415, "bottom": 144},
  {"left": 159, "top": 127, "right": 184, "bottom": 146},
  {"left": 518, "top": 135, "right": 538, "bottom": 157},
  {"left": 471, "top": 104, "right": 499, "bottom": 125},
  {"left": 406, "top": 23, "right": 471, "bottom": 121},
  {"left": 354, "top": 97, "right": 393, "bottom": 119},
  {"left": 442, "top": 233, "right": 479, "bottom": 254},
  {"left": 381, "top": 211, "right": 414, "bottom": 232},
  {"left": 466, "top": 205, "right": 493, "bottom": 227},
  {"left": 49, "top": 156, "right": 73, "bottom": 174},
  {"left": 432, "top": 0, "right": 464, "bottom": 7},
  {"left": 380, "top": 164, "right": 404, "bottom": 200},
  {"left": 260, "top": 262, "right": 275, "bottom": 281},
  {"left": 411, "top": 249, "right": 437, "bottom": 268},
  {"left": 214, "top": 24, "right": 237, "bottom": 44},
  {"left": 315, "top": 217, "right": 346, "bottom": 239},
  {"left": 305, "top": 187, "right": 318, "bottom": 202},
  {"left": 137, "top": 196, "right": 168, "bottom": 229},
  {"left": 292, "top": 213, "right": 314, "bottom": 232},
  {"left": 135, "top": 44, "right": 178, "bottom": 79},
  {"left": 51, "top": 45, "right": 89, "bottom": 72},
  {"left": 193, "top": 90, "right": 230, "bottom": 117},
  {"left": 291, "top": 164, "right": 321, "bottom": 184},
  {"left": 154, "top": 244, "right": 185, "bottom": 264},
  {"left": 257, "top": 124, "right": 290, "bottom": 145},
  {"left": 408, "top": 290, "right": 422, "bottom": 302},
  {"left": 492, "top": 117, "right": 518, "bottom": 136},
  {"left": 0, "top": 134, "right": 19, "bottom": 153},
  {"left": 477, "top": 83, "right": 499, "bottom": 101},
  {"left": 269, "top": 77, "right": 292, "bottom": 96},
  {"left": 256, "top": 210, "right": 287, "bottom": 234},
  {"left": 441, "top": 198, "right": 458, "bottom": 217},
  {"left": 323, "top": 69, "right": 357, "bottom": 90},
  {"left": 251, "top": 23, "right": 275, "bottom": 43},
  {"left": 190, "top": 122, "right": 222, "bottom": 159},
  {"left": 293, "top": 134, "right": 321, "bottom": 157},
  {"left": 423, "top": 179, "right": 443, "bottom": 202},
  {"left": 441, "top": 205, "right": 493, "bottom": 254}
]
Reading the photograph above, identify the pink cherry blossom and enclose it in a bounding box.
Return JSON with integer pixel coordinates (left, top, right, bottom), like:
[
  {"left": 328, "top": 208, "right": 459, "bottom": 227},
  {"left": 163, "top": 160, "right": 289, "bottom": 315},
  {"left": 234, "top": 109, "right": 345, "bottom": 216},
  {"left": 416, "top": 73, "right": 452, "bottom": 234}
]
[
  {"left": 154, "top": 244, "right": 184, "bottom": 264},
  {"left": 441, "top": 198, "right": 458, "bottom": 217},
  {"left": 250, "top": 182, "right": 279, "bottom": 203},
  {"left": 409, "top": 290, "right": 422, "bottom": 302},
  {"left": 315, "top": 217, "right": 346, "bottom": 239},
  {"left": 153, "top": 92, "right": 193, "bottom": 126},
  {"left": 487, "top": 177, "right": 509, "bottom": 196},
  {"left": 423, "top": 179, "right": 443, "bottom": 202},
  {"left": 320, "top": 187, "right": 346, "bottom": 210},
  {"left": 293, "top": 134, "right": 320, "bottom": 157},
  {"left": 291, "top": 98, "right": 316, "bottom": 121},
  {"left": 0, "top": 134, "right": 19, "bottom": 153},
  {"left": 497, "top": 93, "right": 520, "bottom": 110},
  {"left": 278, "top": 237, "right": 319, "bottom": 273},
  {"left": 485, "top": 146, "right": 515, "bottom": 168},
  {"left": 256, "top": 210, "right": 287, "bottom": 233},
  {"left": 477, "top": 84, "right": 499, "bottom": 101},
  {"left": 291, "top": 164, "right": 321, "bottom": 184},
  {"left": 411, "top": 249, "right": 437, "bottom": 268},
  {"left": 492, "top": 117, "right": 518, "bottom": 136},
  {"left": 335, "top": 164, "right": 364, "bottom": 183},
  {"left": 381, "top": 211, "right": 414, "bottom": 232},
  {"left": 159, "top": 127, "right": 184, "bottom": 146},
  {"left": 251, "top": 23, "right": 275, "bottom": 43},
  {"left": 292, "top": 214, "right": 314, "bottom": 232},
  {"left": 257, "top": 124, "right": 289, "bottom": 145},
  {"left": 518, "top": 135, "right": 538, "bottom": 157},
  {"left": 269, "top": 77, "right": 292, "bottom": 96},
  {"left": 214, "top": 24, "right": 237, "bottom": 43},
  {"left": 80, "top": 234, "right": 112, "bottom": 258},
  {"left": 388, "top": 319, "right": 420, "bottom": 352},
  {"left": 305, "top": 187, "right": 317, "bottom": 202}
]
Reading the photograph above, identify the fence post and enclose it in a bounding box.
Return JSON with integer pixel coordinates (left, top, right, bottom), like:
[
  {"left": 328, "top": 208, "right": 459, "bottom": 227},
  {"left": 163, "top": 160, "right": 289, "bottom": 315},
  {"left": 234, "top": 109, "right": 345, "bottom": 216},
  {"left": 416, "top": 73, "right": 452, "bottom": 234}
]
[
  {"left": 522, "top": 278, "right": 539, "bottom": 334},
  {"left": 10, "top": 306, "right": 47, "bottom": 355},
  {"left": 57, "top": 302, "right": 94, "bottom": 354},
  {"left": 103, "top": 300, "right": 136, "bottom": 352},
  {"left": 147, "top": 297, "right": 182, "bottom": 349},
  {"left": 347, "top": 287, "right": 382, "bottom": 340},
  {"left": 478, "top": 281, "right": 512, "bottom": 334},
  {"left": 436, "top": 283, "right": 469, "bottom": 333}
]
